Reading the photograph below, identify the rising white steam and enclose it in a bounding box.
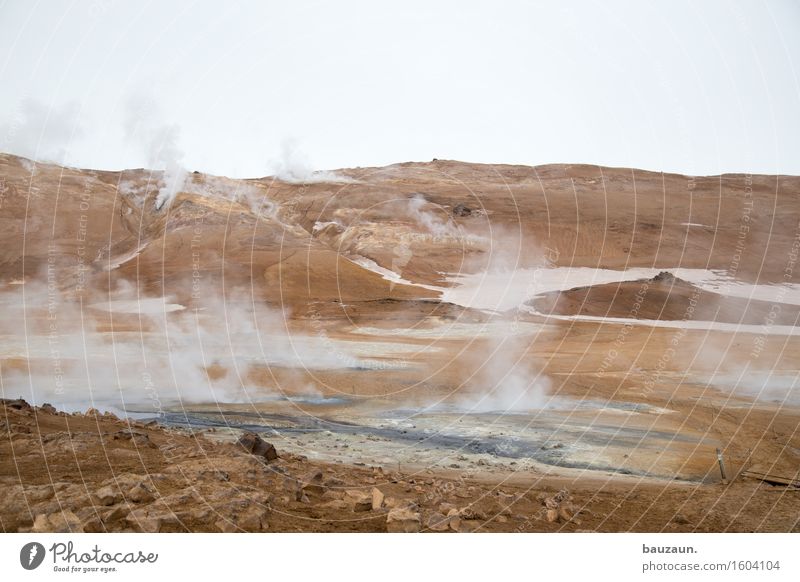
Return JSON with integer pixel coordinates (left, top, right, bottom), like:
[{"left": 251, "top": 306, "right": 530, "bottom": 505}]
[
  {"left": 268, "top": 138, "right": 353, "bottom": 184},
  {"left": 0, "top": 281, "right": 401, "bottom": 414},
  {"left": 124, "top": 95, "right": 187, "bottom": 210},
  {"left": 405, "top": 194, "right": 461, "bottom": 238}
]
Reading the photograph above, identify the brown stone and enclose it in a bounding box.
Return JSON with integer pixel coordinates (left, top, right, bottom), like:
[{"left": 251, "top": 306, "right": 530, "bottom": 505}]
[
  {"left": 371, "top": 487, "right": 385, "bottom": 510},
  {"left": 302, "top": 470, "right": 325, "bottom": 496},
  {"left": 426, "top": 512, "right": 450, "bottom": 531},
  {"left": 237, "top": 432, "right": 278, "bottom": 461},
  {"left": 127, "top": 484, "right": 155, "bottom": 504},
  {"left": 386, "top": 507, "right": 421, "bottom": 533},
  {"left": 94, "top": 485, "right": 121, "bottom": 506},
  {"left": 32, "top": 510, "right": 84, "bottom": 533}
]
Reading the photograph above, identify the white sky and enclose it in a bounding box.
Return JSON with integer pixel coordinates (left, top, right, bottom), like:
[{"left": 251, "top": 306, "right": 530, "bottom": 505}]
[{"left": 1, "top": 0, "right": 799, "bottom": 177}]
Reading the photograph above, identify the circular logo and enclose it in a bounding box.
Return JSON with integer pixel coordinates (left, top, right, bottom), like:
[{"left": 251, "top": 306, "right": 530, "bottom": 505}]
[{"left": 20, "top": 542, "right": 46, "bottom": 570}]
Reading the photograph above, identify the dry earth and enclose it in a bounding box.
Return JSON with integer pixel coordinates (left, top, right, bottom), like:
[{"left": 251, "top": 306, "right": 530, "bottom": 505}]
[{"left": 1, "top": 153, "right": 799, "bottom": 532}]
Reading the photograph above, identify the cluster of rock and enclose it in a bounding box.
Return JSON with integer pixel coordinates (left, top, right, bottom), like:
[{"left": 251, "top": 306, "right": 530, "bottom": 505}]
[
  {"left": 541, "top": 489, "right": 581, "bottom": 524},
  {"left": 1, "top": 398, "right": 592, "bottom": 533}
]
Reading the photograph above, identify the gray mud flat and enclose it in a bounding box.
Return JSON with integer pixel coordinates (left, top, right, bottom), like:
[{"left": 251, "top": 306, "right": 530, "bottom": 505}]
[{"left": 138, "top": 400, "right": 718, "bottom": 483}]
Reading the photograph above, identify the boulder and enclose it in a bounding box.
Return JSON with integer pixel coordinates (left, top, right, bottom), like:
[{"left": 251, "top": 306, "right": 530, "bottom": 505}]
[
  {"left": 237, "top": 432, "right": 278, "bottom": 462},
  {"left": 112, "top": 429, "right": 154, "bottom": 447},
  {"left": 94, "top": 485, "right": 121, "bottom": 506},
  {"left": 127, "top": 484, "right": 155, "bottom": 504},
  {"left": 447, "top": 508, "right": 461, "bottom": 532},
  {"left": 345, "top": 489, "right": 372, "bottom": 511},
  {"left": 215, "top": 519, "right": 239, "bottom": 533},
  {"left": 384, "top": 496, "right": 404, "bottom": 509},
  {"left": 125, "top": 507, "right": 179, "bottom": 533},
  {"left": 386, "top": 507, "right": 421, "bottom": 533},
  {"left": 426, "top": 512, "right": 450, "bottom": 532},
  {"left": 558, "top": 505, "right": 575, "bottom": 523},
  {"left": 102, "top": 505, "right": 128, "bottom": 523},
  {"left": 1, "top": 398, "right": 31, "bottom": 411},
  {"left": 438, "top": 502, "right": 456, "bottom": 514},
  {"left": 452, "top": 203, "right": 473, "bottom": 217},
  {"left": 32, "top": 510, "right": 84, "bottom": 533},
  {"left": 371, "top": 488, "right": 385, "bottom": 510},
  {"left": 458, "top": 506, "right": 485, "bottom": 521},
  {"left": 302, "top": 470, "right": 325, "bottom": 496},
  {"left": 236, "top": 506, "right": 270, "bottom": 531},
  {"left": 40, "top": 403, "right": 58, "bottom": 415},
  {"left": 672, "top": 514, "right": 690, "bottom": 525},
  {"left": 321, "top": 489, "right": 345, "bottom": 501}
]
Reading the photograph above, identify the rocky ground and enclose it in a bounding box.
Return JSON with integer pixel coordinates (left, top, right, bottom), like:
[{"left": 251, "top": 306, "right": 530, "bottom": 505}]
[
  {"left": 2, "top": 398, "right": 798, "bottom": 533},
  {"left": 1, "top": 154, "right": 799, "bottom": 532}
]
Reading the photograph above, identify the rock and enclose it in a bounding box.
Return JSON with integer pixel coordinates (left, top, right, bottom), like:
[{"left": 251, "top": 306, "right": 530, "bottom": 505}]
[
  {"left": 321, "top": 489, "right": 345, "bottom": 501},
  {"left": 558, "top": 505, "right": 574, "bottom": 522},
  {"left": 112, "top": 429, "right": 154, "bottom": 447},
  {"left": 127, "top": 484, "right": 155, "bottom": 504},
  {"left": 283, "top": 477, "right": 310, "bottom": 503},
  {"left": 40, "top": 403, "right": 57, "bottom": 415},
  {"left": 85, "top": 407, "right": 100, "bottom": 417},
  {"left": 353, "top": 498, "right": 372, "bottom": 512},
  {"left": 496, "top": 515, "right": 508, "bottom": 523},
  {"left": 187, "top": 507, "right": 212, "bottom": 521},
  {"left": 447, "top": 508, "right": 461, "bottom": 532},
  {"left": 237, "top": 432, "right": 278, "bottom": 462},
  {"left": 653, "top": 271, "right": 677, "bottom": 282},
  {"left": 1, "top": 398, "right": 31, "bottom": 411},
  {"left": 102, "top": 505, "right": 128, "bottom": 522},
  {"left": 453, "top": 203, "right": 473, "bottom": 217},
  {"left": 546, "top": 509, "right": 559, "bottom": 523},
  {"left": 82, "top": 516, "right": 104, "bottom": 533},
  {"left": 544, "top": 497, "right": 559, "bottom": 510},
  {"left": 126, "top": 506, "right": 180, "bottom": 533},
  {"left": 94, "top": 485, "right": 121, "bottom": 506},
  {"left": 32, "top": 510, "right": 84, "bottom": 533},
  {"left": 384, "top": 496, "right": 404, "bottom": 509},
  {"left": 672, "top": 514, "right": 690, "bottom": 525},
  {"left": 215, "top": 519, "right": 238, "bottom": 533},
  {"left": 25, "top": 484, "right": 54, "bottom": 503},
  {"left": 236, "top": 506, "right": 269, "bottom": 531},
  {"left": 459, "top": 506, "right": 485, "bottom": 521},
  {"left": 426, "top": 512, "right": 450, "bottom": 531},
  {"left": 386, "top": 507, "right": 421, "bottom": 533},
  {"left": 371, "top": 488, "right": 385, "bottom": 510},
  {"left": 302, "top": 470, "right": 325, "bottom": 496}
]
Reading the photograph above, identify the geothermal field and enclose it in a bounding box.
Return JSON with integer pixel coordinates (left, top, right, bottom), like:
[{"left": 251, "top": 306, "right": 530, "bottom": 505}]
[{"left": 1, "top": 152, "right": 799, "bottom": 532}]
